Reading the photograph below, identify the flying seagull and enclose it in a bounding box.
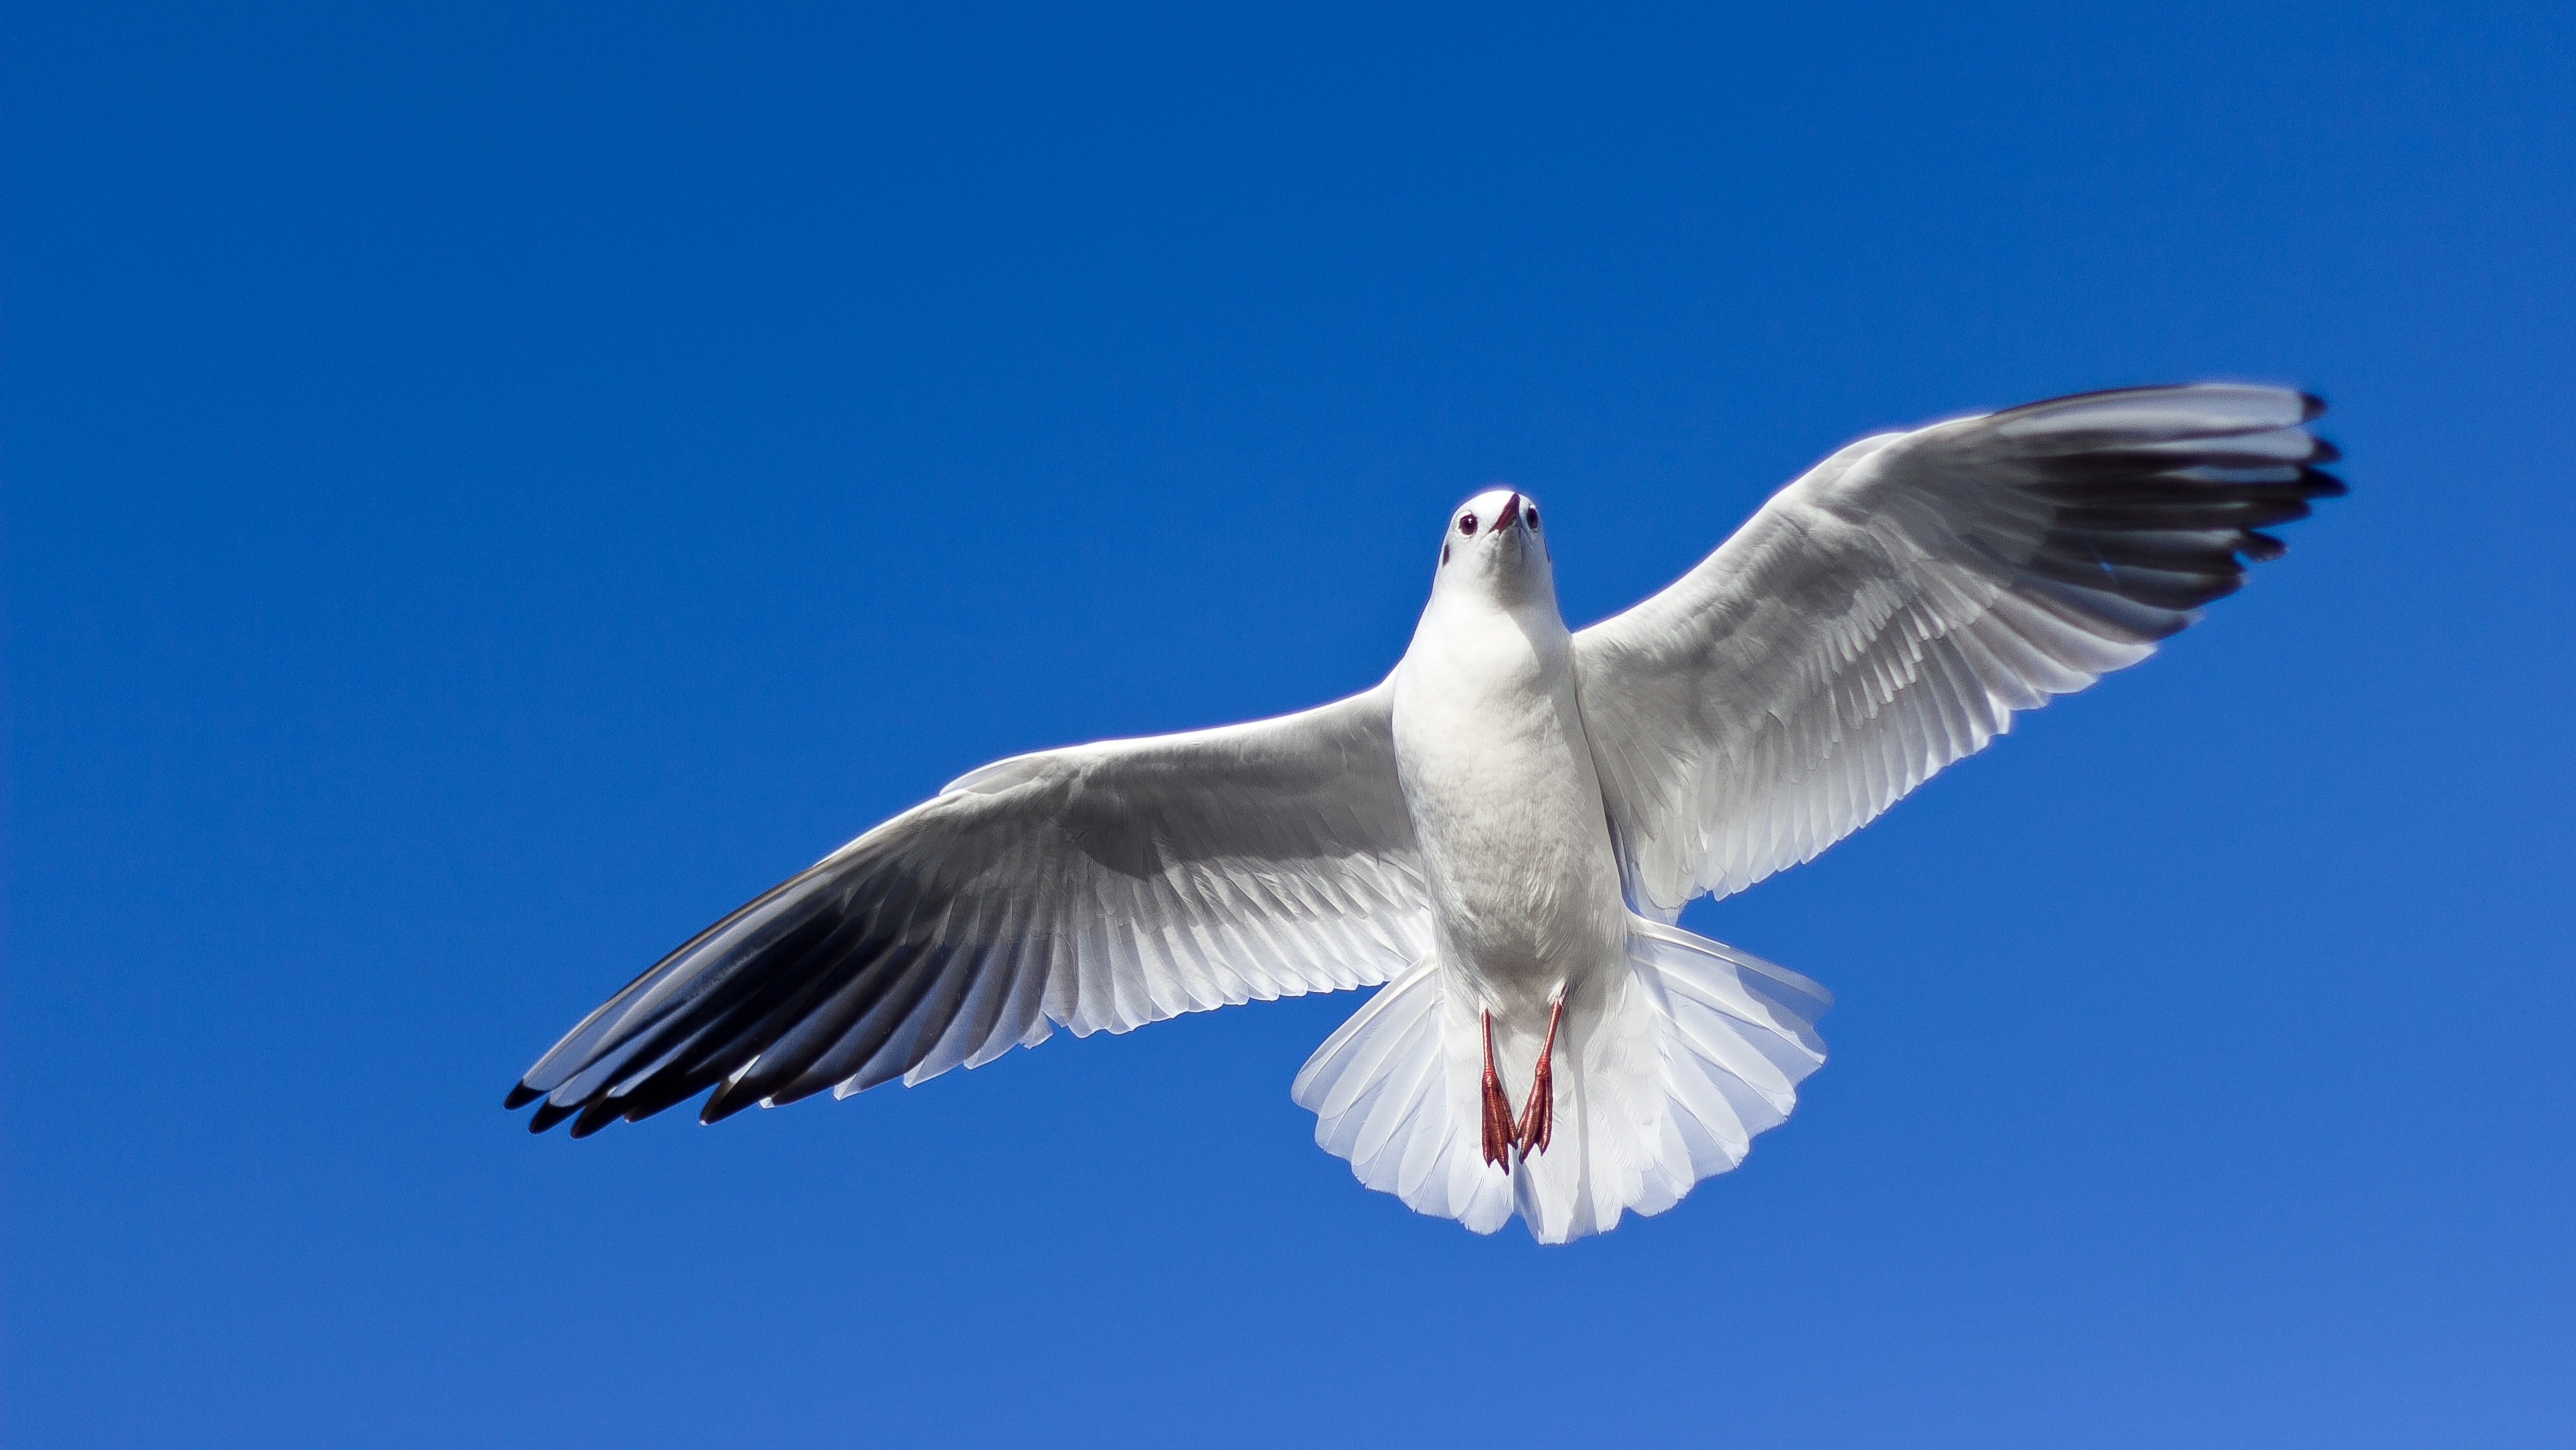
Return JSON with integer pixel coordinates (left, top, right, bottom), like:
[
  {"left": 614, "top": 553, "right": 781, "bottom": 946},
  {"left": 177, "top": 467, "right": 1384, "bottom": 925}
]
[{"left": 507, "top": 384, "right": 2340, "bottom": 1242}]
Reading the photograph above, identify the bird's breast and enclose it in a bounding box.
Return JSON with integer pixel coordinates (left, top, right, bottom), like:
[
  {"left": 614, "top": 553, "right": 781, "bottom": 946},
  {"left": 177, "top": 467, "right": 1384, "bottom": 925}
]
[{"left": 1390, "top": 608, "right": 1626, "bottom": 1013}]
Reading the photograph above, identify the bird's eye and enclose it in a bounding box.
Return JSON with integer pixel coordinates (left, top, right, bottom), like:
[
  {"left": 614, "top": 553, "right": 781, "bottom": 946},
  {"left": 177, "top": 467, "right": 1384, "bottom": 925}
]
[
  {"left": 1525, "top": 506, "right": 1538, "bottom": 529},
  {"left": 1458, "top": 514, "right": 1477, "bottom": 536}
]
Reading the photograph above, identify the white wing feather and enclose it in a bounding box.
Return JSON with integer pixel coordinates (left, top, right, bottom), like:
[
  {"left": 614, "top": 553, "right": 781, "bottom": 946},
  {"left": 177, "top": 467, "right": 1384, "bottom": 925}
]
[
  {"left": 1574, "top": 384, "right": 2341, "bottom": 918},
  {"left": 513, "top": 683, "right": 1430, "bottom": 1134}
]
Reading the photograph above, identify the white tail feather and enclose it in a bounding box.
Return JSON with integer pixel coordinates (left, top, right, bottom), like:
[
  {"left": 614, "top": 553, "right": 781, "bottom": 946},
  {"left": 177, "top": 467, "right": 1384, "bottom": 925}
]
[
  {"left": 1290, "top": 959, "right": 1515, "bottom": 1234},
  {"left": 1292, "top": 916, "right": 1830, "bottom": 1242}
]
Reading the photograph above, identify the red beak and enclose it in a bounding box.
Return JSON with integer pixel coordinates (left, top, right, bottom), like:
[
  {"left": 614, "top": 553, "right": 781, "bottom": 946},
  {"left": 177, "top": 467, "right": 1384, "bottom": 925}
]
[{"left": 1493, "top": 492, "right": 1523, "bottom": 533}]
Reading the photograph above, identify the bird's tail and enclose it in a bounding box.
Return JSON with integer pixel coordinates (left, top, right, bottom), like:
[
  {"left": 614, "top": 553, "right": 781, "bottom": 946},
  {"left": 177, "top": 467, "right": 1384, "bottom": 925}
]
[{"left": 1291, "top": 915, "right": 1830, "bottom": 1242}]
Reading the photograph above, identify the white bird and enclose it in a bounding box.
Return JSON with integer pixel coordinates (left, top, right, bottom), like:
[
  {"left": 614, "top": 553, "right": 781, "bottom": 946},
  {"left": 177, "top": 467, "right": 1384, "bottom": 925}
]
[{"left": 508, "top": 384, "right": 2341, "bottom": 1242}]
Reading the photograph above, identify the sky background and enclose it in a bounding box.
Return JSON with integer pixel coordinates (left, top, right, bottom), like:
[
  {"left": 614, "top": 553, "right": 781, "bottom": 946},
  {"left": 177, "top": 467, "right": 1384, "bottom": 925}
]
[{"left": 7, "top": 2, "right": 2573, "bottom": 1446}]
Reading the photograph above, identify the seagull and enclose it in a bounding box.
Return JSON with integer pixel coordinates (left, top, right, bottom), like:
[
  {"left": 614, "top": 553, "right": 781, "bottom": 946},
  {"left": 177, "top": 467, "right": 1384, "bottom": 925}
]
[{"left": 507, "top": 384, "right": 2341, "bottom": 1242}]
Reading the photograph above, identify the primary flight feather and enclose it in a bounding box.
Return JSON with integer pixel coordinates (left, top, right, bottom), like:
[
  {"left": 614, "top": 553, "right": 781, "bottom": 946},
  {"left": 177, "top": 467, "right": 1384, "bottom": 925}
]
[{"left": 507, "top": 383, "right": 2341, "bottom": 1242}]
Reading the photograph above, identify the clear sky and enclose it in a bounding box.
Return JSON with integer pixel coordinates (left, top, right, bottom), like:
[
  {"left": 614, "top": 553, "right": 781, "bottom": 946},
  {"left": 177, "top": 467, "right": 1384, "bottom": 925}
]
[{"left": 7, "top": 2, "right": 2572, "bottom": 1446}]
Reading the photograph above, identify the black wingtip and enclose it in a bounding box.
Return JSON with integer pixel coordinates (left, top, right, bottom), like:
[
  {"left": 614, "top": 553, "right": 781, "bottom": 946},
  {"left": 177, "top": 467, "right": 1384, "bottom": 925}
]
[
  {"left": 567, "top": 1099, "right": 625, "bottom": 1138},
  {"left": 503, "top": 1082, "right": 541, "bottom": 1110},
  {"left": 2304, "top": 466, "right": 2350, "bottom": 498},
  {"left": 2239, "top": 530, "right": 2288, "bottom": 562},
  {"left": 2299, "top": 391, "right": 2328, "bottom": 421},
  {"left": 527, "top": 1099, "right": 578, "bottom": 1133},
  {"left": 700, "top": 1083, "right": 762, "bottom": 1126}
]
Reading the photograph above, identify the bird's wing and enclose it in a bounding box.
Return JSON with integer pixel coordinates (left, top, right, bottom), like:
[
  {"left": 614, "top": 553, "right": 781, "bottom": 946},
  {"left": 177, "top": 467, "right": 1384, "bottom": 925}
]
[
  {"left": 509, "top": 682, "right": 1428, "bottom": 1135},
  {"left": 1572, "top": 384, "right": 2341, "bottom": 918}
]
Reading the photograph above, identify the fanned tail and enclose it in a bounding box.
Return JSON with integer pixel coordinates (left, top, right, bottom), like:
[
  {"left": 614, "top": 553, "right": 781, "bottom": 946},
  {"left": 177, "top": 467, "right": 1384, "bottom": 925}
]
[
  {"left": 1292, "top": 917, "right": 1830, "bottom": 1242},
  {"left": 1290, "top": 959, "right": 1516, "bottom": 1235}
]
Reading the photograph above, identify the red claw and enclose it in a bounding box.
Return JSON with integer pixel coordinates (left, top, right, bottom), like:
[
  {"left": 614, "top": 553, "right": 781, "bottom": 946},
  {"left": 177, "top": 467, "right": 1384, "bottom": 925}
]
[
  {"left": 1515, "top": 997, "right": 1561, "bottom": 1158},
  {"left": 1480, "top": 1010, "right": 1517, "bottom": 1171}
]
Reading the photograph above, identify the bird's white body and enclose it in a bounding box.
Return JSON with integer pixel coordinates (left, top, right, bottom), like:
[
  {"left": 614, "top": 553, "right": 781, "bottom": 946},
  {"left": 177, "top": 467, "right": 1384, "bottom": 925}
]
[
  {"left": 1303, "top": 489, "right": 1830, "bottom": 1240},
  {"left": 1388, "top": 498, "right": 1638, "bottom": 1236},
  {"left": 512, "top": 385, "right": 2340, "bottom": 1244},
  {"left": 1392, "top": 502, "right": 1622, "bottom": 1037}
]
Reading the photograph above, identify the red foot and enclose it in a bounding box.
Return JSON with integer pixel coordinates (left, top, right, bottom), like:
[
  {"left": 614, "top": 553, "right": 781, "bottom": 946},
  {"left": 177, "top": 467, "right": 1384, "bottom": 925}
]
[
  {"left": 1515, "top": 997, "right": 1562, "bottom": 1157},
  {"left": 1480, "top": 1010, "right": 1517, "bottom": 1171}
]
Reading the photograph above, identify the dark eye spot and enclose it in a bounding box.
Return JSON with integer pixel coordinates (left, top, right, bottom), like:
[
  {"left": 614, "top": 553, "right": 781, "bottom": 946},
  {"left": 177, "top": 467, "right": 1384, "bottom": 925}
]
[
  {"left": 1525, "top": 506, "right": 1538, "bottom": 529},
  {"left": 1458, "top": 514, "right": 1477, "bottom": 536},
  {"left": 1441, "top": 544, "right": 1450, "bottom": 565}
]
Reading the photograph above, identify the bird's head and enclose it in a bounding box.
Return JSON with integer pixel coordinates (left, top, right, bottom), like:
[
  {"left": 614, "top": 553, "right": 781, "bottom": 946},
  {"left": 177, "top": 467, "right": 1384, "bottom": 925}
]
[{"left": 1433, "top": 486, "right": 1554, "bottom": 609}]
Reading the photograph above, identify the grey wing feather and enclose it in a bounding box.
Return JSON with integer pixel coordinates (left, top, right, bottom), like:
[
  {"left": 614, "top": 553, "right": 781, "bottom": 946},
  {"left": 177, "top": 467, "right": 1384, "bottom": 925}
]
[
  {"left": 1573, "top": 384, "right": 2342, "bottom": 920},
  {"left": 509, "top": 682, "right": 1429, "bottom": 1135}
]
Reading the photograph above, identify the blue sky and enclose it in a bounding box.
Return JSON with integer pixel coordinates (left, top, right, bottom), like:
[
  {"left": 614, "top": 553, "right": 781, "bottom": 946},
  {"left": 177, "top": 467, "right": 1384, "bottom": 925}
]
[{"left": 7, "top": 2, "right": 2572, "bottom": 1446}]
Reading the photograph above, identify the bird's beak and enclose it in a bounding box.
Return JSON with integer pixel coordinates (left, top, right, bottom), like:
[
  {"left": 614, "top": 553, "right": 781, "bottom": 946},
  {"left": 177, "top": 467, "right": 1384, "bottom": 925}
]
[{"left": 1493, "top": 492, "right": 1524, "bottom": 534}]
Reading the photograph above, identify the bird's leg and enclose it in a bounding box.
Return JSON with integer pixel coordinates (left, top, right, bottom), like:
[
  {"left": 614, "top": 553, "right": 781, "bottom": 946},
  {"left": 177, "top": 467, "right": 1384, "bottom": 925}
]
[
  {"left": 1480, "top": 1010, "right": 1517, "bottom": 1171},
  {"left": 1514, "top": 996, "right": 1562, "bottom": 1157}
]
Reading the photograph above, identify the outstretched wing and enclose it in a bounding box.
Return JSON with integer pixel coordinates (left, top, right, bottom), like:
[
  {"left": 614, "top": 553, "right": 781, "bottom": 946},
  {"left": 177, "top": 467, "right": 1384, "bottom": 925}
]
[
  {"left": 1573, "top": 384, "right": 2342, "bottom": 919},
  {"left": 509, "top": 683, "right": 1429, "bottom": 1135}
]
